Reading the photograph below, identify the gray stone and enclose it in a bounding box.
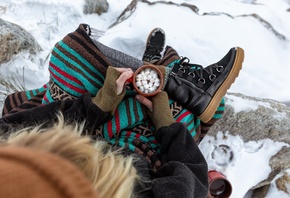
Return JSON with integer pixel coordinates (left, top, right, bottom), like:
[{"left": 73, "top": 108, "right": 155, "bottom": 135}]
[
  {"left": 109, "top": 0, "right": 199, "bottom": 29},
  {"left": 83, "top": 0, "right": 109, "bottom": 15},
  {"left": 209, "top": 92, "right": 290, "bottom": 144},
  {"left": 209, "top": 92, "right": 290, "bottom": 197},
  {"left": 276, "top": 172, "right": 290, "bottom": 194},
  {"left": 251, "top": 185, "right": 269, "bottom": 198},
  {"left": 0, "top": 19, "right": 41, "bottom": 64}
]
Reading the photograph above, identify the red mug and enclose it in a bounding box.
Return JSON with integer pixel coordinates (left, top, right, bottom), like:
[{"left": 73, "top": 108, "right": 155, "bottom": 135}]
[{"left": 208, "top": 170, "right": 232, "bottom": 198}]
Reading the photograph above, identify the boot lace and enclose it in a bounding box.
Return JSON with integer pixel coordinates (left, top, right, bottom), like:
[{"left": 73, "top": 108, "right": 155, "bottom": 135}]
[{"left": 179, "top": 57, "right": 224, "bottom": 87}]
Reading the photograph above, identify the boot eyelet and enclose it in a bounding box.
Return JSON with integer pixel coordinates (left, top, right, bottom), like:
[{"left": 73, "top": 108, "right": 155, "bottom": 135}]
[
  {"left": 187, "top": 72, "right": 195, "bottom": 81},
  {"left": 216, "top": 66, "right": 224, "bottom": 73},
  {"left": 188, "top": 72, "right": 195, "bottom": 78},
  {"left": 198, "top": 78, "right": 206, "bottom": 84},
  {"left": 178, "top": 67, "right": 186, "bottom": 73},
  {"left": 209, "top": 74, "right": 216, "bottom": 81}
]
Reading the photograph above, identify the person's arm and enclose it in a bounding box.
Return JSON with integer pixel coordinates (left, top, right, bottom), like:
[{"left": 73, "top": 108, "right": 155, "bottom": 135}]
[
  {"left": 0, "top": 94, "right": 111, "bottom": 135},
  {"left": 152, "top": 123, "right": 208, "bottom": 198},
  {"left": 0, "top": 67, "right": 133, "bottom": 136},
  {"left": 64, "top": 66, "right": 133, "bottom": 132},
  {"left": 136, "top": 92, "right": 208, "bottom": 198}
]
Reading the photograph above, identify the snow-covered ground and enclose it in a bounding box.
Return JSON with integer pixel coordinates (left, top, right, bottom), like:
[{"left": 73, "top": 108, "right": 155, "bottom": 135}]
[{"left": 1, "top": 0, "right": 290, "bottom": 197}]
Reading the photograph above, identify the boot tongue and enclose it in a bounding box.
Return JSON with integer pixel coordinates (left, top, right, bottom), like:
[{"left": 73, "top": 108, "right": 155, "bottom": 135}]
[
  {"left": 186, "top": 63, "right": 212, "bottom": 90},
  {"left": 170, "top": 60, "right": 215, "bottom": 91},
  {"left": 195, "top": 64, "right": 227, "bottom": 92}
]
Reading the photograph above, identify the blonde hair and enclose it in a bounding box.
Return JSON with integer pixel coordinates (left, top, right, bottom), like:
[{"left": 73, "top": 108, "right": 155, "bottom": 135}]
[{"left": 4, "top": 115, "right": 140, "bottom": 198}]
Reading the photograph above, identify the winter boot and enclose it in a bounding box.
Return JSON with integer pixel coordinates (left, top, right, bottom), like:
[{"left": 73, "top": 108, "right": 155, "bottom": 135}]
[
  {"left": 164, "top": 47, "right": 244, "bottom": 123},
  {"left": 142, "top": 28, "right": 166, "bottom": 63}
]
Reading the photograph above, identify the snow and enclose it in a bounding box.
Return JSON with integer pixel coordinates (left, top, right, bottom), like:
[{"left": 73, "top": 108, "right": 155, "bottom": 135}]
[
  {"left": 199, "top": 133, "right": 289, "bottom": 197},
  {"left": 1, "top": 0, "right": 290, "bottom": 197}
]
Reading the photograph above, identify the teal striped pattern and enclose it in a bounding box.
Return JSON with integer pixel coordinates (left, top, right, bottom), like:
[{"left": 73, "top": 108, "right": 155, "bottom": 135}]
[
  {"left": 43, "top": 24, "right": 110, "bottom": 104},
  {"left": 101, "top": 96, "right": 225, "bottom": 154}
]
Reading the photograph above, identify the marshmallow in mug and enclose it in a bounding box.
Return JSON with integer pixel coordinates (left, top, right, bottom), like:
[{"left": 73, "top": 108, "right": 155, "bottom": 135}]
[{"left": 135, "top": 68, "right": 161, "bottom": 94}]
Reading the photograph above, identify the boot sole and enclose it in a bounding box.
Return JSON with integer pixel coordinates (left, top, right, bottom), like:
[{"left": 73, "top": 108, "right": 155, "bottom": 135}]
[{"left": 198, "top": 47, "right": 244, "bottom": 123}]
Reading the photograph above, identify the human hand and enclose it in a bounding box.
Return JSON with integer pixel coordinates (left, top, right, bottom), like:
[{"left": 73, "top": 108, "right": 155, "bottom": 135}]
[
  {"left": 134, "top": 94, "right": 153, "bottom": 112},
  {"left": 115, "top": 68, "right": 133, "bottom": 95},
  {"left": 93, "top": 66, "right": 133, "bottom": 114},
  {"left": 135, "top": 91, "right": 175, "bottom": 130}
]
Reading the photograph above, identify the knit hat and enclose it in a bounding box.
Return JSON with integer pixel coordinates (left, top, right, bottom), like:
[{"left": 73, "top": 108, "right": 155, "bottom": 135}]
[{"left": 0, "top": 146, "right": 98, "bottom": 198}]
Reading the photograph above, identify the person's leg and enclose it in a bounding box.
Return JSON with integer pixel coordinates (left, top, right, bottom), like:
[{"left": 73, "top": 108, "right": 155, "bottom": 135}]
[
  {"left": 44, "top": 24, "right": 145, "bottom": 103},
  {"left": 139, "top": 27, "right": 241, "bottom": 124},
  {"left": 44, "top": 23, "right": 112, "bottom": 103},
  {"left": 164, "top": 47, "right": 244, "bottom": 123},
  {"left": 46, "top": 23, "right": 243, "bottom": 125},
  {"left": 92, "top": 39, "right": 143, "bottom": 71},
  {"left": 92, "top": 28, "right": 168, "bottom": 70}
]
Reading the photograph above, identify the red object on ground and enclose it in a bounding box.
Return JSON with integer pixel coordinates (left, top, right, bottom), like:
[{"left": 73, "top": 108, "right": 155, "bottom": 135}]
[{"left": 208, "top": 170, "right": 232, "bottom": 198}]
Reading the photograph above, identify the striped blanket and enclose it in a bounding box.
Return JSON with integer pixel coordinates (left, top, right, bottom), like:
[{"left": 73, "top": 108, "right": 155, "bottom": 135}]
[{"left": 2, "top": 24, "right": 225, "bottom": 168}]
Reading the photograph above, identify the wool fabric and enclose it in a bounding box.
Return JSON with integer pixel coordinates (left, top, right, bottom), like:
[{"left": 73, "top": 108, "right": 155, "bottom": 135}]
[
  {"left": 43, "top": 23, "right": 110, "bottom": 103},
  {"left": 0, "top": 146, "right": 98, "bottom": 198},
  {"left": 1, "top": 24, "right": 225, "bottom": 168}
]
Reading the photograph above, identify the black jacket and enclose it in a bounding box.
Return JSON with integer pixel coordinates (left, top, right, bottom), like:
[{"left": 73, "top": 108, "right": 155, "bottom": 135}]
[{"left": 0, "top": 93, "right": 208, "bottom": 198}]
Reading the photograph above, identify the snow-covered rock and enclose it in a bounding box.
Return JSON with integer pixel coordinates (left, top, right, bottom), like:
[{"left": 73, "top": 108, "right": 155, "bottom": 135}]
[
  {"left": 208, "top": 92, "right": 290, "bottom": 197},
  {"left": 0, "top": 19, "right": 41, "bottom": 64}
]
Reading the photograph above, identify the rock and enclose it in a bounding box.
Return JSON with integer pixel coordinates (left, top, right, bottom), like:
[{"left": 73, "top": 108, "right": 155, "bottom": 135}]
[
  {"left": 209, "top": 92, "right": 290, "bottom": 197},
  {"left": 83, "top": 0, "right": 109, "bottom": 15},
  {"left": 0, "top": 19, "right": 41, "bottom": 64},
  {"left": 238, "top": 13, "right": 287, "bottom": 41},
  {"left": 276, "top": 172, "right": 290, "bottom": 194},
  {"left": 251, "top": 185, "right": 270, "bottom": 198},
  {"left": 209, "top": 92, "right": 290, "bottom": 144},
  {"left": 109, "top": 0, "right": 199, "bottom": 29}
]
